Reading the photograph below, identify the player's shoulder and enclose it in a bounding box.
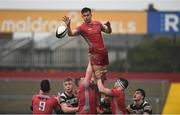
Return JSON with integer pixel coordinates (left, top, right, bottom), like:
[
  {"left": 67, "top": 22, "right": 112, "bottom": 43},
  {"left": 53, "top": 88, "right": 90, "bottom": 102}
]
[
  {"left": 129, "top": 102, "right": 135, "bottom": 108},
  {"left": 79, "top": 23, "right": 86, "bottom": 28},
  {"left": 93, "top": 21, "right": 101, "bottom": 24},
  {"left": 32, "top": 93, "right": 39, "bottom": 98},
  {"left": 142, "top": 100, "right": 152, "bottom": 107},
  {"left": 111, "top": 88, "right": 124, "bottom": 96},
  {"left": 60, "top": 92, "right": 68, "bottom": 98},
  {"left": 77, "top": 23, "right": 85, "bottom": 32},
  {"left": 45, "top": 95, "right": 58, "bottom": 103},
  {"left": 112, "top": 87, "right": 119, "bottom": 92},
  {"left": 51, "top": 96, "right": 58, "bottom": 103},
  {"left": 49, "top": 95, "right": 56, "bottom": 99}
]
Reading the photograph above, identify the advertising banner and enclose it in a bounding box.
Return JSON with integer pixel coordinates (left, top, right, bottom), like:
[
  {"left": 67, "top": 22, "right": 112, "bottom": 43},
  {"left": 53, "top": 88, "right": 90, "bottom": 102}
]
[
  {"left": 0, "top": 10, "right": 147, "bottom": 34},
  {"left": 148, "top": 12, "right": 180, "bottom": 34}
]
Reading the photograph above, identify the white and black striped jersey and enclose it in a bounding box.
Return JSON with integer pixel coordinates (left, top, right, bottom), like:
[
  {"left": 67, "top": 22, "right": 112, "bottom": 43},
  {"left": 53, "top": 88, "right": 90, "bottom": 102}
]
[
  {"left": 127, "top": 100, "right": 152, "bottom": 114},
  {"left": 60, "top": 92, "right": 78, "bottom": 107}
]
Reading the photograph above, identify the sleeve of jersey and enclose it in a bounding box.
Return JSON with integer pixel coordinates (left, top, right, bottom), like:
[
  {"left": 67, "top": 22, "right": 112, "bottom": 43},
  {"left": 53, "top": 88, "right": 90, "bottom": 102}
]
[
  {"left": 143, "top": 104, "right": 152, "bottom": 114},
  {"left": 31, "top": 95, "right": 35, "bottom": 105},
  {"left": 52, "top": 97, "right": 59, "bottom": 107},
  {"left": 99, "top": 21, "right": 103, "bottom": 30},
  {"left": 126, "top": 104, "right": 134, "bottom": 114},
  {"left": 111, "top": 88, "right": 123, "bottom": 97},
  {"left": 30, "top": 95, "right": 34, "bottom": 111},
  {"left": 60, "top": 95, "right": 66, "bottom": 104},
  {"left": 77, "top": 26, "right": 82, "bottom": 35}
]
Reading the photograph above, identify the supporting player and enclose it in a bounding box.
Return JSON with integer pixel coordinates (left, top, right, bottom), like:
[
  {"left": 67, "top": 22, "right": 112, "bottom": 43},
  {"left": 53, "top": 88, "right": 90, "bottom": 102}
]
[
  {"left": 75, "top": 61, "right": 97, "bottom": 114},
  {"left": 96, "top": 72, "right": 129, "bottom": 114}
]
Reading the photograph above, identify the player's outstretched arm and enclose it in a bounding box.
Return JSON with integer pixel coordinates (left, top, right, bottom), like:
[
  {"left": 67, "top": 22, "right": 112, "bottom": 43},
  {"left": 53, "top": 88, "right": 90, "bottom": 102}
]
[
  {"left": 62, "top": 16, "right": 79, "bottom": 36},
  {"left": 96, "top": 71, "right": 112, "bottom": 96},
  {"left": 101, "top": 21, "right": 112, "bottom": 34},
  {"left": 97, "top": 78, "right": 112, "bottom": 96}
]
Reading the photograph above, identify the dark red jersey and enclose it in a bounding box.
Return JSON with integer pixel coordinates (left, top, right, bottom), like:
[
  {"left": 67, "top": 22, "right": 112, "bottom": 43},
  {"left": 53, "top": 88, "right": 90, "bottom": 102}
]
[
  {"left": 32, "top": 93, "right": 58, "bottom": 114},
  {"left": 77, "top": 81, "right": 97, "bottom": 114},
  {"left": 78, "top": 21, "right": 105, "bottom": 49},
  {"left": 110, "top": 88, "right": 126, "bottom": 114},
  {"left": 78, "top": 21, "right": 109, "bottom": 66}
]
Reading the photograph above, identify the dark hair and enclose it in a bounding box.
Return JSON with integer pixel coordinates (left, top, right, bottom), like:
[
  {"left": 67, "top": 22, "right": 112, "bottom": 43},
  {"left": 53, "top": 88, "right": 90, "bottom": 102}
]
[
  {"left": 136, "top": 88, "right": 146, "bottom": 98},
  {"left": 64, "top": 78, "right": 73, "bottom": 83},
  {"left": 40, "top": 79, "right": 50, "bottom": 92},
  {"left": 75, "top": 77, "right": 81, "bottom": 86},
  {"left": 117, "top": 77, "right": 129, "bottom": 89},
  {"left": 81, "top": 7, "right": 91, "bottom": 14}
]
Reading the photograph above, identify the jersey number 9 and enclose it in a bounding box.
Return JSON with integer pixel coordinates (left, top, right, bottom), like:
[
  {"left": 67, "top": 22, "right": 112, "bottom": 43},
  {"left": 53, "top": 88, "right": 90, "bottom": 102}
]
[{"left": 39, "top": 101, "right": 46, "bottom": 111}]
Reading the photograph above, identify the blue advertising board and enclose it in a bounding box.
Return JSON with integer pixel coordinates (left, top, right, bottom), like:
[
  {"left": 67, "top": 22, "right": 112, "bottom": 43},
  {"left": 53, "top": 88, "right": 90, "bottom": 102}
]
[{"left": 148, "top": 12, "right": 180, "bottom": 34}]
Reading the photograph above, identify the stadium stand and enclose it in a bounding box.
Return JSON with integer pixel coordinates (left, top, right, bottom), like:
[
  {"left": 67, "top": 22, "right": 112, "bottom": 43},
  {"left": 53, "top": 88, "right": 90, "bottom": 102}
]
[
  {"left": 0, "top": 34, "right": 144, "bottom": 70},
  {"left": 0, "top": 38, "right": 32, "bottom": 59},
  {"left": 34, "top": 34, "right": 72, "bottom": 50}
]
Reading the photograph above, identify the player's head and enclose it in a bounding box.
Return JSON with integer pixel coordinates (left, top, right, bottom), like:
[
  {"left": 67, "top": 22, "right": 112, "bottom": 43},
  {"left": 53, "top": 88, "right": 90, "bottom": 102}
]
[
  {"left": 81, "top": 7, "right": 92, "bottom": 23},
  {"left": 63, "top": 78, "right": 73, "bottom": 93},
  {"left": 133, "top": 88, "right": 146, "bottom": 101},
  {"left": 114, "top": 77, "right": 128, "bottom": 90},
  {"left": 40, "top": 79, "right": 50, "bottom": 93},
  {"left": 81, "top": 7, "right": 91, "bottom": 14}
]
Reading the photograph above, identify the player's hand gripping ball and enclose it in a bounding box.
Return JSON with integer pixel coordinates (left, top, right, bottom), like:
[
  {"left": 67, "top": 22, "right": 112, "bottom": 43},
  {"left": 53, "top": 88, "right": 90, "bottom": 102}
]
[{"left": 56, "top": 25, "right": 67, "bottom": 39}]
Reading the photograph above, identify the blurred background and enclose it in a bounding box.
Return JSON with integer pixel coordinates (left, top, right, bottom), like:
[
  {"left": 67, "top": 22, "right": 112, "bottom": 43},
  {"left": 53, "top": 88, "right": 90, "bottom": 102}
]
[{"left": 0, "top": 0, "right": 180, "bottom": 114}]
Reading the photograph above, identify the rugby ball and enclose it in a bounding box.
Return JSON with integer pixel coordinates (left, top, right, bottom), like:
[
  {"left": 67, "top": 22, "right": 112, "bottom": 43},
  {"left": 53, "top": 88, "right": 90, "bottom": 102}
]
[{"left": 56, "top": 25, "right": 67, "bottom": 39}]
